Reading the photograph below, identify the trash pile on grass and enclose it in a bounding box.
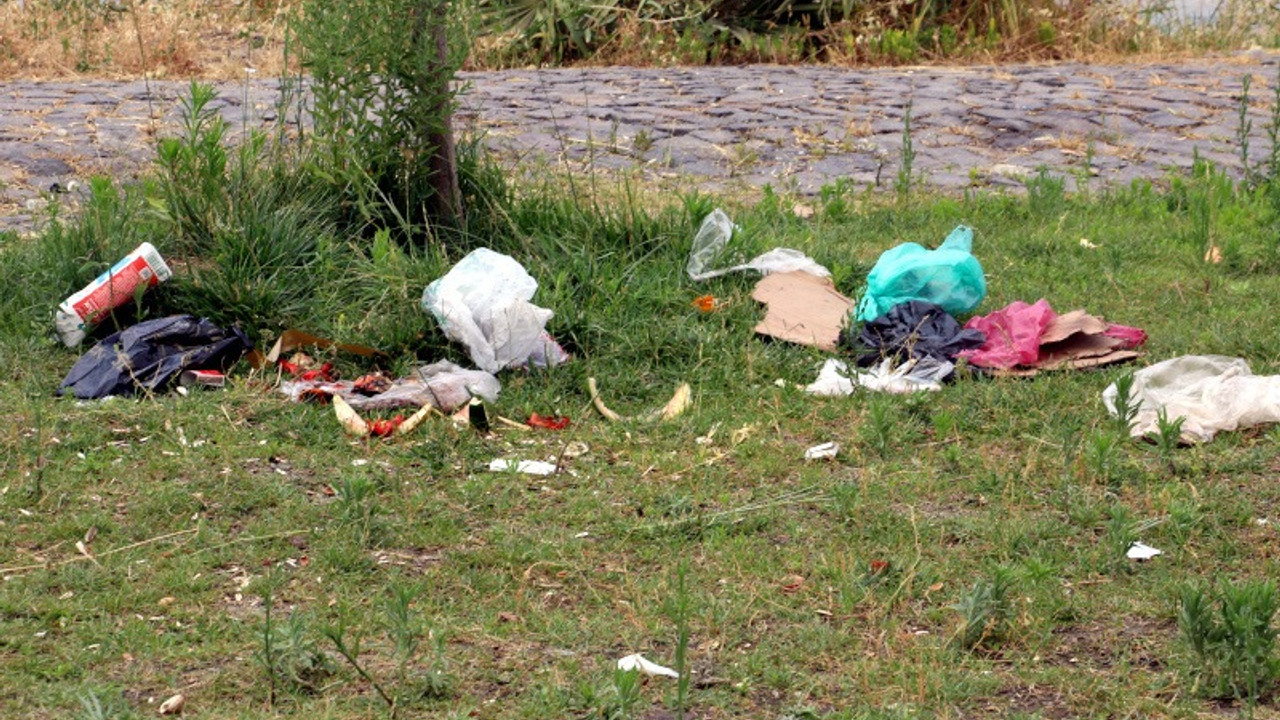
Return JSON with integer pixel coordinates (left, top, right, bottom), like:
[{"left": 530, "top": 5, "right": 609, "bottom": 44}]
[{"left": 52, "top": 210, "right": 1280, "bottom": 455}]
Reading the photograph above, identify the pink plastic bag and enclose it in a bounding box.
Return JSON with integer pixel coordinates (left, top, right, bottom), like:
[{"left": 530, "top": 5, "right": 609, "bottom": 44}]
[{"left": 960, "top": 299, "right": 1055, "bottom": 369}]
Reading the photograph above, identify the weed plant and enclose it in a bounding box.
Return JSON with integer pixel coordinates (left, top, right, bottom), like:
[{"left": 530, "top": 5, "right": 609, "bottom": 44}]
[{"left": 1179, "top": 580, "right": 1280, "bottom": 706}]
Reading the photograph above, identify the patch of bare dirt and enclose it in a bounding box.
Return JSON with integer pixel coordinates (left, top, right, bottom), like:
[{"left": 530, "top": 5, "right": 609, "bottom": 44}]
[
  {"left": 987, "top": 682, "right": 1075, "bottom": 719},
  {"left": 1046, "top": 616, "right": 1172, "bottom": 671}
]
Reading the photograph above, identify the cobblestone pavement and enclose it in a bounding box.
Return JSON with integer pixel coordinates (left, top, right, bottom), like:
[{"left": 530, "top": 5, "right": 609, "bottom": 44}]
[{"left": 2, "top": 51, "right": 1278, "bottom": 233}]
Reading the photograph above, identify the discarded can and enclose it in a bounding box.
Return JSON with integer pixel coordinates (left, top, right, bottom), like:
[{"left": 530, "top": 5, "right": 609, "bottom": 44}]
[
  {"left": 179, "top": 370, "right": 226, "bottom": 389},
  {"left": 468, "top": 397, "right": 491, "bottom": 432},
  {"left": 54, "top": 242, "right": 173, "bottom": 347}
]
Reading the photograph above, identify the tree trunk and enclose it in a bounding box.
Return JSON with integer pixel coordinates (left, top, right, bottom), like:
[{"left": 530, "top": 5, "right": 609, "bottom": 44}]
[{"left": 424, "top": 0, "right": 462, "bottom": 223}]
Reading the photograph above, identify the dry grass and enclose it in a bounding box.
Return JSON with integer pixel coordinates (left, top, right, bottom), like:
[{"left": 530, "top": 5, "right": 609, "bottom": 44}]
[
  {"left": 0, "top": 0, "right": 293, "bottom": 80},
  {"left": 1, "top": 0, "right": 1277, "bottom": 81}
]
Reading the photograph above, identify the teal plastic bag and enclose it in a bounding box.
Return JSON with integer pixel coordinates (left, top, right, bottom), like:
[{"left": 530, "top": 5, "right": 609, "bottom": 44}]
[{"left": 855, "top": 225, "right": 986, "bottom": 322}]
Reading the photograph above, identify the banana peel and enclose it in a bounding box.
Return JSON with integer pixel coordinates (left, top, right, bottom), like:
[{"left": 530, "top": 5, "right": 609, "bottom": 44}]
[
  {"left": 588, "top": 377, "right": 692, "bottom": 423},
  {"left": 333, "top": 394, "right": 439, "bottom": 438}
]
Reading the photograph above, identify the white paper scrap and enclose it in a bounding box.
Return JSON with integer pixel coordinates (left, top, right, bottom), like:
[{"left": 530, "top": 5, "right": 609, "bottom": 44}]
[
  {"left": 617, "top": 653, "right": 680, "bottom": 679},
  {"left": 488, "top": 459, "right": 557, "bottom": 476},
  {"left": 1126, "top": 541, "right": 1163, "bottom": 560},
  {"left": 804, "top": 442, "right": 839, "bottom": 460}
]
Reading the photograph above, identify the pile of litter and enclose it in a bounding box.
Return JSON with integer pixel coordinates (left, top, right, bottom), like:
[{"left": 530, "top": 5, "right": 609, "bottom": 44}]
[{"left": 51, "top": 210, "right": 1280, "bottom": 451}]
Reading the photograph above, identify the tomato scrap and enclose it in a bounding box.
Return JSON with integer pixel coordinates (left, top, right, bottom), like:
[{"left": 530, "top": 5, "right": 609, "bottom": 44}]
[
  {"left": 691, "top": 294, "right": 718, "bottom": 313},
  {"left": 367, "top": 415, "right": 405, "bottom": 437},
  {"left": 353, "top": 372, "right": 393, "bottom": 395},
  {"left": 280, "top": 359, "right": 337, "bottom": 382},
  {"left": 527, "top": 413, "right": 571, "bottom": 430}
]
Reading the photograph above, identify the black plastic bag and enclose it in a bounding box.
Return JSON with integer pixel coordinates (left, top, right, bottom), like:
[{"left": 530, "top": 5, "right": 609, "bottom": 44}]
[
  {"left": 845, "top": 300, "right": 985, "bottom": 367},
  {"left": 59, "top": 315, "right": 249, "bottom": 399}
]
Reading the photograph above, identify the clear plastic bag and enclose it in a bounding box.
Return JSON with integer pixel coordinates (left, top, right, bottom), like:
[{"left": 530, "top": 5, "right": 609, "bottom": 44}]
[
  {"left": 855, "top": 225, "right": 986, "bottom": 321},
  {"left": 687, "top": 209, "right": 828, "bottom": 281}
]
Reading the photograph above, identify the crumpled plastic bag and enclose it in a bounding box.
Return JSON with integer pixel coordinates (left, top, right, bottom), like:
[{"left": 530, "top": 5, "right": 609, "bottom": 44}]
[
  {"left": 959, "top": 299, "right": 1055, "bottom": 369},
  {"left": 1102, "top": 355, "right": 1280, "bottom": 443},
  {"left": 855, "top": 225, "right": 986, "bottom": 322},
  {"left": 281, "top": 360, "right": 500, "bottom": 412},
  {"left": 687, "top": 209, "right": 829, "bottom": 281},
  {"left": 59, "top": 315, "right": 249, "bottom": 399},
  {"left": 847, "top": 300, "right": 985, "bottom": 368},
  {"left": 805, "top": 357, "right": 952, "bottom": 395},
  {"left": 422, "top": 248, "right": 570, "bottom": 373}
]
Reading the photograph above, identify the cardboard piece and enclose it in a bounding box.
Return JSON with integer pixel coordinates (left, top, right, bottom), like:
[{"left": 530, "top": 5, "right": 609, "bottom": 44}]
[
  {"left": 247, "top": 329, "right": 385, "bottom": 369},
  {"left": 993, "top": 310, "right": 1142, "bottom": 377},
  {"left": 751, "top": 271, "right": 854, "bottom": 351}
]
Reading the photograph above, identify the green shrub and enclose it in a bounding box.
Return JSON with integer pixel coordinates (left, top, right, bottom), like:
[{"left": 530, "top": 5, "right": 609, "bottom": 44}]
[{"left": 1179, "top": 579, "right": 1280, "bottom": 704}]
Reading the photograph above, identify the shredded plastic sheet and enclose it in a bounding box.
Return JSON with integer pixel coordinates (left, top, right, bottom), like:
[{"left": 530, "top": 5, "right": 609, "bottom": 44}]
[
  {"left": 281, "top": 360, "right": 500, "bottom": 412},
  {"left": 1103, "top": 355, "right": 1280, "bottom": 443},
  {"left": 687, "top": 209, "right": 829, "bottom": 281},
  {"left": 855, "top": 225, "right": 986, "bottom": 322},
  {"left": 805, "top": 357, "right": 952, "bottom": 396},
  {"left": 422, "top": 248, "right": 570, "bottom": 373},
  {"left": 59, "top": 315, "right": 249, "bottom": 399}
]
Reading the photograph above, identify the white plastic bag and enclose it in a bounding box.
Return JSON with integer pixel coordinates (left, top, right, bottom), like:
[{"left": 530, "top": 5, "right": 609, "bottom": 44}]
[
  {"left": 686, "top": 209, "right": 829, "bottom": 281},
  {"left": 1102, "top": 355, "right": 1280, "bottom": 442},
  {"left": 422, "top": 248, "right": 569, "bottom": 373}
]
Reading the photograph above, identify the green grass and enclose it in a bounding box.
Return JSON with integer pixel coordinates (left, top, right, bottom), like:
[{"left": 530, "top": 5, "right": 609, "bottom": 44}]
[{"left": 4, "top": 95, "right": 1280, "bottom": 719}]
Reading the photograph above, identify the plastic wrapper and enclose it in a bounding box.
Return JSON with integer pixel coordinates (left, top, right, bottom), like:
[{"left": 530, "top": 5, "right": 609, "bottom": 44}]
[{"left": 281, "top": 360, "right": 500, "bottom": 412}]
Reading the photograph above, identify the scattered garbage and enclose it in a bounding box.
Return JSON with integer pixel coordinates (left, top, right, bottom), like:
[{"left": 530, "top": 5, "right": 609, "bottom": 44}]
[
  {"left": 55, "top": 242, "right": 173, "bottom": 347},
  {"left": 616, "top": 653, "right": 680, "bottom": 679},
  {"left": 846, "top": 300, "right": 985, "bottom": 369},
  {"left": 961, "top": 301, "right": 1146, "bottom": 375},
  {"left": 1103, "top": 355, "right": 1280, "bottom": 443},
  {"left": 527, "top": 413, "right": 570, "bottom": 430},
  {"left": 460, "top": 397, "right": 491, "bottom": 432},
  {"left": 157, "top": 693, "right": 186, "bottom": 715},
  {"left": 421, "top": 248, "right": 570, "bottom": 373},
  {"left": 958, "top": 299, "right": 1054, "bottom": 369},
  {"left": 691, "top": 294, "right": 720, "bottom": 313},
  {"left": 588, "top": 377, "right": 692, "bottom": 422},
  {"left": 59, "top": 315, "right": 249, "bottom": 400},
  {"left": 179, "top": 369, "right": 225, "bottom": 389},
  {"left": 687, "top": 208, "right": 828, "bottom": 281},
  {"left": 248, "top": 329, "right": 384, "bottom": 370},
  {"left": 752, "top": 271, "right": 854, "bottom": 351},
  {"left": 806, "top": 357, "right": 950, "bottom": 395},
  {"left": 282, "top": 360, "right": 500, "bottom": 413},
  {"left": 488, "top": 459, "right": 558, "bottom": 475},
  {"left": 333, "top": 394, "right": 435, "bottom": 438},
  {"left": 804, "top": 442, "right": 840, "bottom": 460},
  {"left": 1127, "top": 542, "right": 1163, "bottom": 561},
  {"left": 855, "top": 225, "right": 986, "bottom": 322}
]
